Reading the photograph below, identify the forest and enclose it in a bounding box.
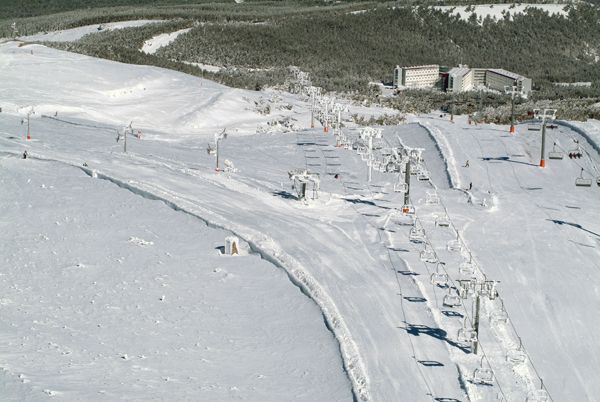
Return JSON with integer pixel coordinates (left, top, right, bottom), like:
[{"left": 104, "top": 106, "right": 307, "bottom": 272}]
[{"left": 2, "top": 1, "right": 600, "bottom": 119}]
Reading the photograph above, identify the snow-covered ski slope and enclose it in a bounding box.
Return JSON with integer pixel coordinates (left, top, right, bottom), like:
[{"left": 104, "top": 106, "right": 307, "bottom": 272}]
[
  {"left": 1, "top": 39, "right": 600, "bottom": 401},
  {"left": 19, "top": 20, "right": 163, "bottom": 43}
]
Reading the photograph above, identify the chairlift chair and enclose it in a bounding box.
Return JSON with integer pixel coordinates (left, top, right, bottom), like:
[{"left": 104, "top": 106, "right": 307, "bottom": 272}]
[
  {"left": 419, "top": 247, "right": 438, "bottom": 264},
  {"left": 425, "top": 191, "right": 439, "bottom": 205},
  {"left": 435, "top": 214, "right": 450, "bottom": 227},
  {"left": 430, "top": 264, "right": 449, "bottom": 287},
  {"left": 459, "top": 259, "right": 476, "bottom": 277},
  {"left": 507, "top": 346, "right": 527, "bottom": 365},
  {"left": 408, "top": 226, "right": 426, "bottom": 243},
  {"left": 457, "top": 318, "right": 477, "bottom": 344},
  {"left": 528, "top": 123, "right": 541, "bottom": 131},
  {"left": 394, "top": 181, "right": 408, "bottom": 193},
  {"left": 417, "top": 169, "right": 430, "bottom": 181},
  {"left": 473, "top": 358, "right": 494, "bottom": 386},
  {"left": 447, "top": 239, "right": 462, "bottom": 252},
  {"left": 489, "top": 299, "right": 509, "bottom": 325},
  {"left": 548, "top": 143, "right": 563, "bottom": 160},
  {"left": 597, "top": 176, "right": 600, "bottom": 187},
  {"left": 575, "top": 168, "right": 592, "bottom": 187},
  {"left": 526, "top": 389, "right": 550, "bottom": 402},
  {"left": 442, "top": 288, "right": 461, "bottom": 307}
]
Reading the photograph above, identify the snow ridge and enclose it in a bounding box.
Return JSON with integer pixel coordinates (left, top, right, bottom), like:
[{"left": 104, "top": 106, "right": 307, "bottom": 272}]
[
  {"left": 84, "top": 168, "right": 371, "bottom": 402},
  {"left": 412, "top": 119, "right": 461, "bottom": 189}
]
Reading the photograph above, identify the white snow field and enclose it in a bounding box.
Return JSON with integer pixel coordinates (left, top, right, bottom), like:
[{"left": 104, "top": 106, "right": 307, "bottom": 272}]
[
  {"left": 18, "top": 20, "right": 163, "bottom": 43},
  {"left": 1, "top": 38, "right": 600, "bottom": 402},
  {"left": 0, "top": 157, "right": 352, "bottom": 401}
]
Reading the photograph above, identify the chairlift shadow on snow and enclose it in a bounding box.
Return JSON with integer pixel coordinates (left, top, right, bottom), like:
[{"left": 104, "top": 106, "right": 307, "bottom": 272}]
[
  {"left": 344, "top": 197, "right": 377, "bottom": 206},
  {"left": 272, "top": 190, "right": 297, "bottom": 200},
  {"left": 442, "top": 310, "right": 464, "bottom": 318},
  {"left": 402, "top": 324, "right": 471, "bottom": 354},
  {"left": 548, "top": 219, "right": 600, "bottom": 237},
  {"left": 397, "top": 269, "right": 419, "bottom": 276},
  {"left": 404, "top": 296, "right": 426, "bottom": 303},
  {"left": 481, "top": 156, "right": 537, "bottom": 167},
  {"left": 418, "top": 360, "right": 444, "bottom": 367}
]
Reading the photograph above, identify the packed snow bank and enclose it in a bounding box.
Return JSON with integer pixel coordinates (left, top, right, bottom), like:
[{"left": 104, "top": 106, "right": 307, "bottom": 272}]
[
  {"left": 434, "top": 3, "right": 569, "bottom": 21},
  {"left": 0, "top": 41, "right": 302, "bottom": 136},
  {"left": 141, "top": 27, "right": 192, "bottom": 54},
  {"left": 18, "top": 20, "right": 163, "bottom": 43},
  {"left": 0, "top": 155, "right": 352, "bottom": 401}
]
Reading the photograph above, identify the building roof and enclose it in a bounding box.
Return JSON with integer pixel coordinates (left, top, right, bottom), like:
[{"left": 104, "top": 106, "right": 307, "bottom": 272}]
[
  {"left": 399, "top": 64, "right": 439, "bottom": 70},
  {"left": 487, "top": 68, "right": 526, "bottom": 81},
  {"left": 448, "top": 67, "right": 470, "bottom": 78}
]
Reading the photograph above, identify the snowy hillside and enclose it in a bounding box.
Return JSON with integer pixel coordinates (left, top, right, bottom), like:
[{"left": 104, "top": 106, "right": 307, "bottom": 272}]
[
  {"left": 19, "top": 20, "right": 163, "bottom": 43},
  {"left": 434, "top": 3, "right": 569, "bottom": 21},
  {"left": 1, "top": 37, "right": 600, "bottom": 402}
]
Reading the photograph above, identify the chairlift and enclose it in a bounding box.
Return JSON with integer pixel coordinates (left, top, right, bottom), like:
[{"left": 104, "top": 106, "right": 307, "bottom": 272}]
[
  {"left": 506, "top": 338, "right": 527, "bottom": 365},
  {"left": 528, "top": 123, "right": 541, "bottom": 131},
  {"left": 447, "top": 238, "right": 462, "bottom": 252},
  {"left": 425, "top": 191, "right": 439, "bottom": 205},
  {"left": 459, "top": 255, "right": 476, "bottom": 277},
  {"left": 417, "top": 169, "right": 430, "bottom": 181},
  {"left": 480, "top": 280, "right": 499, "bottom": 300},
  {"left": 394, "top": 181, "right": 408, "bottom": 193},
  {"left": 457, "top": 279, "right": 474, "bottom": 299},
  {"left": 457, "top": 318, "right": 477, "bottom": 344},
  {"left": 419, "top": 246, "right": 438, "bottom": 264},
  {"left": 401, "top": 204, "right": 415, "bottom": 215},
  {"left": 386, "top": 162, "right": 399, "bottom": 173},
  {"left": 435, "top": 214, "right": 450, "bottom": 227},
  {"left": 568, "top": 140, "right": 583, "bottom": 159},
  {"left": 548, "top": 142, "right": 563, "bottom": 160},
  {"left": 472, "top": 357, "right": 494, "bottom": 386},
  {"left": 489, "top": 299, "right": 509, "bottom": 325},
  {"left": 409, "top": 226, "right": 426, "bottom": 243},
  {"left": 575, "top": 168, "right": 592, "bottom": 187},
  {"left": 443, "top": 288, "right": 461, "bottom": 307},
  {"left": 526, "top": 389, "right": 550, "bottom": 402},
  {"left": 430, "top": 264, "right": 449, "bottom": 287}
]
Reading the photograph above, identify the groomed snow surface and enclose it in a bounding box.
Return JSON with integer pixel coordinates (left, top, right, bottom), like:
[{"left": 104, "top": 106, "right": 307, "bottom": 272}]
[
  {"left": 18, "top": 20, "right": 163, "bottom": 43},
  {"left": 1, "top": 37, "right": 600, "bottom": 401}
]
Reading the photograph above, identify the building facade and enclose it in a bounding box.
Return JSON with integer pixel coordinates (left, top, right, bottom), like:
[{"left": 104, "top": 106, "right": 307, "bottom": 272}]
[
  {"left": 394, "top": 65, "right": 440, "bottom": 88},
  {"left": 447, "top": 67, "right": 473, "bottom": 93},
  {"left": 393, "top": 64, "right": 532, "bottom": 97},
  {"left": 485, "top": 68, "right": 532, "bottom": 97}
]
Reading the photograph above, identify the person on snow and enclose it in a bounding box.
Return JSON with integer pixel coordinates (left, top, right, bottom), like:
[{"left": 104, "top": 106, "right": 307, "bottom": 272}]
[
  {"left": 22, "top": 150, "right": 28, "bottom": 159},
  {"left": 468, "top": 182, "right": 473, "bottom": 191},
  {"left": 464, "top": 160, "right": 470, "bottom": 168}
]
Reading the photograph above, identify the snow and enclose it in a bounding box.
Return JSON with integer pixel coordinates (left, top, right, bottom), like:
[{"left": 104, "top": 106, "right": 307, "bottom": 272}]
[
  {"left": 141, "top": 27, "right": 192, "bottom": 55},
  {"left": 434, "top": 3, "right": 569, "bottom": 22},
  {"left": 182, "top": 60, "right": 223, "bottom": 73},
  {"left": 0, "top": 155, "right": 351, "bottom": 401},
  {"left": 18, "top": 20, "right": 164, "bottom": 43},
  {"left": 1, "top": 38, "right": 600, "bottom": 402}
]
